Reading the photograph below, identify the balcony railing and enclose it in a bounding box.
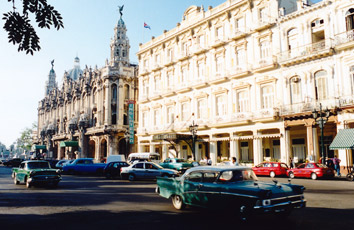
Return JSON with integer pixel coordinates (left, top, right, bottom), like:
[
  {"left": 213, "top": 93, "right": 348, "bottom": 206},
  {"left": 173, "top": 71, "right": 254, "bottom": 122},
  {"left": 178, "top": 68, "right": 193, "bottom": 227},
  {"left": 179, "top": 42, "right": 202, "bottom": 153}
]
[
  {"left": 280, "top": 98, "right": 338, "bottom": 116},
  {"left": 279, "top": 39, "right": 334, "bottom": 64},
  {"left": 334, "top": 30, "right": 354, "bottom": 47}
]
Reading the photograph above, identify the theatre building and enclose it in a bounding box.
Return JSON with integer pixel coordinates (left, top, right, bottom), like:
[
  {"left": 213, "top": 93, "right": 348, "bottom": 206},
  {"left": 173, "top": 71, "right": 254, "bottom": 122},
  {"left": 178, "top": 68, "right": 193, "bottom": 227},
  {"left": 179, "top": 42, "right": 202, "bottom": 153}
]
[{"left": 35, "top": 13, "right": 138, "bottom": 160}]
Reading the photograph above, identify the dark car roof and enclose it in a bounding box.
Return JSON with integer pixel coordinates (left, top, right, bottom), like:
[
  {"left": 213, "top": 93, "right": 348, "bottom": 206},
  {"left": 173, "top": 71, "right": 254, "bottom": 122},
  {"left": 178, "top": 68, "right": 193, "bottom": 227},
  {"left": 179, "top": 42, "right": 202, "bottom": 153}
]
[
  {"left": 186, "top": 165, "right": 251, "bottom": 173},
  {"left": 23, "top": 160, "right": 49, "bottom": 163}
]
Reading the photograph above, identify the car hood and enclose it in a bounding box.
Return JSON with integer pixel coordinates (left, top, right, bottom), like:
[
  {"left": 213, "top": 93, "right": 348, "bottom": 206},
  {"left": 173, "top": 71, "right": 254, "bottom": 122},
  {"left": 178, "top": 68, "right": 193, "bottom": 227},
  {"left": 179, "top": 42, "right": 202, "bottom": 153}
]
[{"left": 226, "top": 181, "right": 301, "bottom": 198}]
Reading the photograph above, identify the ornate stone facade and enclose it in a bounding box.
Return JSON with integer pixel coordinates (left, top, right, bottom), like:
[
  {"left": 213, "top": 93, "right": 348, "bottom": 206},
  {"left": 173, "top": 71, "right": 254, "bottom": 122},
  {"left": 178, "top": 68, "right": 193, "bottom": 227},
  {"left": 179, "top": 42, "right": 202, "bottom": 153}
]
[{"left": 36, "top": 12, "right": 138, "bottom": 161}]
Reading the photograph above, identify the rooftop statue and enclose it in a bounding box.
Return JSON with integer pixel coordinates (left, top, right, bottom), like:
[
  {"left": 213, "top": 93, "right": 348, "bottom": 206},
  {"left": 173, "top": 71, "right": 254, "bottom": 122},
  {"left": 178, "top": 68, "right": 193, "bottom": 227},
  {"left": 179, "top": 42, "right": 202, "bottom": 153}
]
[{"left": 118, "top": 5, "right": 124, "bottom": 17}]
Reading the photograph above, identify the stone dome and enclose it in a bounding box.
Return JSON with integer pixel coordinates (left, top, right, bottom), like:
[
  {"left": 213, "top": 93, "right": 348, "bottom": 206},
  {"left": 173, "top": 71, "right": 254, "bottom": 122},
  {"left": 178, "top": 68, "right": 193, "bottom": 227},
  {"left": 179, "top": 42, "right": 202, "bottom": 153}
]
[{"left": 68, "top": 56, "right": 83, "bottom": 81}]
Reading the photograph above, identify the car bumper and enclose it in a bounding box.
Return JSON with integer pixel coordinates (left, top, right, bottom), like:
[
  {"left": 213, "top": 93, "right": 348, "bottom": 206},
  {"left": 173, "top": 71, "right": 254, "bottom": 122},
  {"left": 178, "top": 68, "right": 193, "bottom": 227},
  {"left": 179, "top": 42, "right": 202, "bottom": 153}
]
[
  {"left": 254, "top": 198, "right": 306, "bottom": 214},
  {"left": 28, "top": 176, "right": 61, "bottom": 184}
]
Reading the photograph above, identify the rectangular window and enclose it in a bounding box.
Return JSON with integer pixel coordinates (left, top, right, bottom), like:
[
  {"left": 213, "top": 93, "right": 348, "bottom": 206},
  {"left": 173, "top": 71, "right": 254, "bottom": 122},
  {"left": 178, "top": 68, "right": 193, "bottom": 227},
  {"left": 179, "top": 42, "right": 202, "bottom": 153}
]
[
  {"left": 154, "top": 109, "right": 160, "bottom": 127},
  {"left": 167, "top": 106, "right": 174, "bottom": 124},
  {"left": 237, "top": 90, "right": 249, "bottom": 112},
  {"left": 181, "top": 102, "right": 189, "bottom": 121},
  {"left": 260, "top": 40, "right": 270, "bottom": 60},
  {"left": 197, "top": 62, "right": 205, "bottom": 80},
  {"left": 235, "top": 48, "right": 246, "bottom": 68},
  {"left": 143, "top": 80, "right": 149, "bottom": 96},
  {"left": 166, "top": 72, "right": 173, "bottom": 88},
  {"left": 155, "top": 54, "right": 160, "bottom": 64},
  {"left": 216, "top": 56, "right": 223, "bottom": 74},
  {"left": 198, "top": 34, "right": 205, "bottom": 48},
  {"left": 167, "top": 48, "right": 174, "bottom": 62},
  {"left": 142, "top": 111, "right": 148, "bottom": 128},
  {"left": 216, "top": 26, "right": 224, "bottom": 40},
  {"left": 236, "top": 17, "right": 245, "bottom": 32},
  {"left": 197, "top": 98, "right": 207, "bottom": 119},
  {"left": 181, "top": 68, "right": 188, "bottom": 83},
  {"left": 261, "top": 85, "right": 273, "bottom": 109},
  {"left": 216, "top": 94, "right": 226, "bottom": 116}
]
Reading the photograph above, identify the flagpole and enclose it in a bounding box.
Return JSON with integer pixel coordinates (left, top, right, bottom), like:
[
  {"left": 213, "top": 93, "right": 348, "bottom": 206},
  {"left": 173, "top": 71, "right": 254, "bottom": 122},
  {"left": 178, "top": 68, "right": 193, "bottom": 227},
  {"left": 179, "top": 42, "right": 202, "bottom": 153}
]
[{"left": 142, "top": 21, "right": 144, "bottom": 44}]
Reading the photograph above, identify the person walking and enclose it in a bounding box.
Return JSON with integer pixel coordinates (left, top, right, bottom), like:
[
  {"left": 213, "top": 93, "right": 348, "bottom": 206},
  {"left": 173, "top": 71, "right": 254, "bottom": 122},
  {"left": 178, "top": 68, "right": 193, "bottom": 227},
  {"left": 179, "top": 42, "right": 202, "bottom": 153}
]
[
  {"left": 333, "top": 155, "right": 341, "bottom": 177},
  {"left": 289, "top": 157, "right": 295, "bottom": 169},
  {"left": 232, "top": 157, "right": 239, "bottom": 166}
]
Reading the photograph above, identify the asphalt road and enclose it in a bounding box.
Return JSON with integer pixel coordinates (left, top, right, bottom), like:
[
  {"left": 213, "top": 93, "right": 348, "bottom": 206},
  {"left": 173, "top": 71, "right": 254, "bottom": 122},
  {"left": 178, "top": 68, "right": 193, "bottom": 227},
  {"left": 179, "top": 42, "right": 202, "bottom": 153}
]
[{"left": 1, "top": 166, "right": 354, "bottom": 230}]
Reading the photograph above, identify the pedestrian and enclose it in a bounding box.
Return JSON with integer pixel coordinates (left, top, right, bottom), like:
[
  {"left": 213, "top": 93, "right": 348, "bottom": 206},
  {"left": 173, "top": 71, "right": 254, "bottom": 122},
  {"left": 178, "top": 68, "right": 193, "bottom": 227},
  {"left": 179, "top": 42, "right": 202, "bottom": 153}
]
[
  {"left": 207, "top": 157, "right": 212, "bottom": 166},
  {"left": 232, "top": 157, "right": 239, "bottom": 166},
  {"left": 200, "top": 157, "right": 207, "bottom": 165},
  {"left": 333, "top": 155, "right": 341, "bottom": 177},
  {"left": 289, "top": 157, "right": 295, "bottom": 169}
]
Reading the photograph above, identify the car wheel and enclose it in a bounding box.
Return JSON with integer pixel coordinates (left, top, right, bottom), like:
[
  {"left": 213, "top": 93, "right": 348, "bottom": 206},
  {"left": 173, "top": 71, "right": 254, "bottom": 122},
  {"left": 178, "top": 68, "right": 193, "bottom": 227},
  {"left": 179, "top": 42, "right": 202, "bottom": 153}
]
[
  {"left": 105, "top": 173, "right": 112, "bottom": 179},
  {"left": 289, "top": 172, "right": 295, "bottom": 179},
  {"left": 311, "top": 173, "right": 318, "bottom": 180},
  {"left": 172, "top": 195, "right": 185, "bottom": 210},
  {"left": 346, "top": 173, "right": 354, "bottom": 181},
  {"left": 13, "top": 175, "right": 19, "bottom": 185},
  {"left": 269, "top": 171, "right": 276, "bottom": 178},
  {"left": 239, "top": 204, "right": 251, "bottom": 221},
  {"left": 26, "top": 178, "right": 31, "bottom": 188},
  {"left": 128, "top": 174, "right": 136, "bottom": 181}
]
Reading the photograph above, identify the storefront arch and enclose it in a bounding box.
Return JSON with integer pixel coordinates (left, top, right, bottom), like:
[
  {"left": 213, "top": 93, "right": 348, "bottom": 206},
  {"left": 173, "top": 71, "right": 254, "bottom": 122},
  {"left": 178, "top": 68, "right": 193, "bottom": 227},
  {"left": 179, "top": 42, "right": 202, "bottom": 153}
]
[{"left": 88, "top": 140, "right": 96, "bottom": 158}]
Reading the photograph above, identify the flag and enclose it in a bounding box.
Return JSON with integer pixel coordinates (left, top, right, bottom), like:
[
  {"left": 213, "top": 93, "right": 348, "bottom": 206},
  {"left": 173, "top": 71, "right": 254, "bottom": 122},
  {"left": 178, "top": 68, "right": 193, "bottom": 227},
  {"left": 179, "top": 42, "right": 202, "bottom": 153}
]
[{"left": 144, "top": 22, "right": 151, "bottom": 30}]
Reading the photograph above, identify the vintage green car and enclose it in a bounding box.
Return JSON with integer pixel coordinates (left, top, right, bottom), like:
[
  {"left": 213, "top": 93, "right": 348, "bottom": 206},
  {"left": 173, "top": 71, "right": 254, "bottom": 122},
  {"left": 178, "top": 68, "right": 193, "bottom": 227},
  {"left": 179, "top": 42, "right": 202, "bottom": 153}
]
[
  {"left": 156, "top": 166, "right": 306, "bottom": 220},
  {"left": 12, "top": 160, "right": 62, "bottom": 188},
  {"left": 159, "top": 158, "right": 195, "bottom": 172}
]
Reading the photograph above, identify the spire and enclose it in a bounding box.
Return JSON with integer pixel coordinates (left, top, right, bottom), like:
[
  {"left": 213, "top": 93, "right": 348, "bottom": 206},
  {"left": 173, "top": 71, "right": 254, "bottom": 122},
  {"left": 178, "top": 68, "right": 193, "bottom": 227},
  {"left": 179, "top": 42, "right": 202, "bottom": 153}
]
[
  {"left": 110, "top": 5, "right": 130, "bottom": 67},
  {"left": 45, "top": 60, "right": 57, "bottom": 96}
]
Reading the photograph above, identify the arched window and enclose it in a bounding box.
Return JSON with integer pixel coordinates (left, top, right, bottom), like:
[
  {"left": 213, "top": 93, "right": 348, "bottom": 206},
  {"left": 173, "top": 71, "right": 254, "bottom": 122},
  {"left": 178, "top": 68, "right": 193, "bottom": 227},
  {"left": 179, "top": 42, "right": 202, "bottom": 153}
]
[
  {"left": 314, "top": 70, "right": 328, "bottom": 100},
  {"left": 112, "top": 84, "right": 117, "bottom": 101},
  {"left": 124, "top": 85, "right": 130, "bottom": 100},
  {"left": 346, "top": 9, "right": 354, "bottom": 31},
  {"left": 288, "top": 28, "right": 298, "bottom": 57},
  {"left": 261, "top": 85, "right": 274, "bottom": 109},
  {"left": 290, "top": 76, "right": 302, "bottom": 104}
]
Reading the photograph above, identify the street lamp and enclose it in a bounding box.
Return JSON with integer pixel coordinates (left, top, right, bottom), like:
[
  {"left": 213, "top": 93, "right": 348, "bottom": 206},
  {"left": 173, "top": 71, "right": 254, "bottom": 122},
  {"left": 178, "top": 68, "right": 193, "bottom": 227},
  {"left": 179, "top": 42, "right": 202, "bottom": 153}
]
[
  {"left": 189, "top": 120, "right": 198, "bottom": 161},
  {"left": 78, "top": 116, "right": 88, "bottom": 158},
  {"left": 68, "top": 119, "right": 77, "bottom": 141},
  {"left": 124, "top": 130, "right": 130, "bottom": 159},
  {"left": 312, "top": 103, "right": 331, "bottom": 165},
  {"left": 46, "top": 124, "right": 55, "bottom": 159}
]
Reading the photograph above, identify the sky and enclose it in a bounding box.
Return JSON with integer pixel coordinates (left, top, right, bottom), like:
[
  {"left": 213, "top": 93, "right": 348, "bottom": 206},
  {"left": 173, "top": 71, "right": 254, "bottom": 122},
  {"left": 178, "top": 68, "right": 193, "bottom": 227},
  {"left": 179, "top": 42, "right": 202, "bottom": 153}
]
[{"left": 0, "top": 0, "right": 226, "bottom": 148}]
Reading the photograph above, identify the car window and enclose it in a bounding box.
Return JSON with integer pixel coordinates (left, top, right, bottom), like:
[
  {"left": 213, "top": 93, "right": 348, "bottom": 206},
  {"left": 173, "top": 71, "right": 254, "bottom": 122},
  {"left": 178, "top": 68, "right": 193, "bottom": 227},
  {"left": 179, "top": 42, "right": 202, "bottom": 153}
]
[
  {"left": 186, "top": 172, "right": 203, "bottom": 182},
  {"left": 218, "top": 170, "right": 257, "bottom": 182},
  {"left": 113, "top": 163, "right": 119, "bottom": 168},
  {"left": 298, "top": 164, "right": 305, "bottom": 169},
  {"left": 27, "top": 162, "right": 50, "bottom": 169},
  {"left": 272, "top": 163, "right": 279, "bottom": 167},
  {"left": 77, "top": 160, "right": 84, "bottom": 164},
  {"left": 257, "top": 163, "right": 263, "bottom": 167},
  {"left": 316, "top": 163, "right": 327, "bottom": 168},
  {"left": 305, "top": 163, "right": 314, "bottom": 168},
  {"left": 203, "top": 172, "right": 218, "bottom": 183},
  {"left": 20, "top": 163, "right": 25, "bottom": 169},
  {"left": 281, "top": 163, "right": 288, "bottom": 168},
  {"left": 176, "top": 159, "right": 186, "bottom": 163},
  {"left": 133, "top": 163, "right": 144, "bottom": 169},
  {"left": 145, "top": 163, "right": 157, "bottom": 169},
  {"left": 264, "top": 163, "right": 271, "bottom": 167}
]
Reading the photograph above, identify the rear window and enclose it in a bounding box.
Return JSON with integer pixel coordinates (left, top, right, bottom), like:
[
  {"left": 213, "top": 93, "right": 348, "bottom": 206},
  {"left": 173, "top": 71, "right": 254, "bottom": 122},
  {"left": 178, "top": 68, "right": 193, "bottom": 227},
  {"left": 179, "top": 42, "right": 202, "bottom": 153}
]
[
  {"left": 176, "top": 159, "right": 187, "bottom": 163},
  {"left": 203, "top": 172, "right": 218, "bottom": 183},
  {"left": 186, "top": 172, "right": 203, "bottom": 182},
  {"left": 27, "top": 162, "right": 50, "bottom": 169}
]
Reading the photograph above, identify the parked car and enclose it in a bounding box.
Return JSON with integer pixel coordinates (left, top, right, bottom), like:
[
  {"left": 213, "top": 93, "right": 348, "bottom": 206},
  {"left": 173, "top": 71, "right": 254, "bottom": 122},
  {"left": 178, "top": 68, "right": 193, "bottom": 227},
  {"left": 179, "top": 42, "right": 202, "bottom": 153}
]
[
  {"left": 121, "top": 162, "right": 178, "bottom": 181},
  {"left": 45, "top": 159, "right": 59, "bottom": 169},
  {"left": 287, "top": 163, "right": 335, "bottom": 180},
  {"left": 55, "top": 159, "right": 69, "bottom": 169},
  {"left": 103, "top": 161, "right": 130, "bottom": 179},
  {"left": 3, "top": 158, "right": 23, "bottom": 167},
  {"left": 12, "top": 160, "right": 62, "bottom": 188},
  {"left": 159, "top": 158, "right": 194, "bottom": 172},
  {"left": 127, "top": 152, "right": 161, "bottom": 164},
  {"left": 156, "top": 166, "right": 306, "bottom": 220},
  {"left": 252, "top": 162, "right": 289, "bottom": 178},
  {"left": 62, "top": 158, "right": 106, "bottom": 175}
]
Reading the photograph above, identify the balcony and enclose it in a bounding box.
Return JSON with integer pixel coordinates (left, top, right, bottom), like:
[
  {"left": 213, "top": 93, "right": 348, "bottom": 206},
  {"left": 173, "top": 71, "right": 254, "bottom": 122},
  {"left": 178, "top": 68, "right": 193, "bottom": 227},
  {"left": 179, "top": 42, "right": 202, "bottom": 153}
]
[
  {"left": 175, "top": 81, "right": 192, "bottom": 93},
  {"left": 228, "top": 65, "right": 251, "bottom": 78},
  {"left": 253, "top": 108, "right": 279, "bottom": 122},
  {"left": 280, "top": 98, "right": 338, "bottom": 117},
  {"left": 230, "top": 112, "right": 253, "bottom": 124},
  {"left": 139, "top": 68, "right": 150, "bottom": 76},
  {"left": 161, "top": 86, "right": 176, "bottom": 97},
  {"left": 279, "top": 39, "right": 334, "bottom": 67},
  {"left": 164, "top": 57, "right": 176, "bottom": 67},
  {"left": 193, "top": 44, "right": 208, "bottom": 55},
  {"left": 334, "top": 30, "right": 354, "bottom": 51},
  {"left": 178, "top": 51, "right": 191, "bottom": 61},
  {"left": 150, "top": 91, "right": 162, "bottom": 100},
  {"left": 230, "top": 29, "right": 249, "bottom": 40},
  {"left": 151, "top": 63, "right": 162, "bottom": 72},
  {"left": 209, "top": 72, "right": 229, "bottom": 84},
  {"left": 253, "top": 57, "right": 277, "bottom": 72},
  {"left": 211, "top": 38, "right": 227, "bottom": 48},
  {"left": 254, "top": 19, "right": 276, "bottom": 32},
  {"left": 191, "top": 77, "right": 209, "bottom": 89}
]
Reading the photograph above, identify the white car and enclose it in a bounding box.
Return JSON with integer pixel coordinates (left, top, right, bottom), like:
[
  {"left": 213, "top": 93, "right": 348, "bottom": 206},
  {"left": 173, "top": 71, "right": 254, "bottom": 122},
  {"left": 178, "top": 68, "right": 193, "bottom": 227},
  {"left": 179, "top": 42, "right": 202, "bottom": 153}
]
[{"left": 121, "top": 162, "right": 179, "bottom": 181}]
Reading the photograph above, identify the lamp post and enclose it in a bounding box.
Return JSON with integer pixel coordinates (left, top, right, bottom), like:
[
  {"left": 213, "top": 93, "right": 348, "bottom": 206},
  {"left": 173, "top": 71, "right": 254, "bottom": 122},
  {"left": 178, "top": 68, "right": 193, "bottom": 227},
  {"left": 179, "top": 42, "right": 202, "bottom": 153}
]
[
  {"left": 68, "top": 120, "right": 77, "bottom": 141},
  {"left": 312, "top": 103, "right": 330, "bottom": 165},
  {"left": 124, "top": 130, "right": 130, "bottom": 159},
  {"left": 189, "top": 121, "right": 198, "bottom": 161},
  {"left": 39, "top": 128, "right": 46, "bottom": 159},
  {"left": 78, "top": 117, "right": 88, "bottom": 159},
  {"left": 46, "top": 124, "right": 55, "bottom": 159}
]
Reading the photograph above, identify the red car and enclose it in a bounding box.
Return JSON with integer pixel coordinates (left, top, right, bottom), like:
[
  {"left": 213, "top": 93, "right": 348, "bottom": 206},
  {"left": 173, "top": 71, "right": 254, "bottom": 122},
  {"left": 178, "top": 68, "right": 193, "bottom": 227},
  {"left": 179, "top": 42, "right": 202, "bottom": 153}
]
[
  {"left": 287, "top": 163, "right": 335, "bottom": 180},
  {"left": 252, "top": 162, "right": 289, "bottom": 178}
]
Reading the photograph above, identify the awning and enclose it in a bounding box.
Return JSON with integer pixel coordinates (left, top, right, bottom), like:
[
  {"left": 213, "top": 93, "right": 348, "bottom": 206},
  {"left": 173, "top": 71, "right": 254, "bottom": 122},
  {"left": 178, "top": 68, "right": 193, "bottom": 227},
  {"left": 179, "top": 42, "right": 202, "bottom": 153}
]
[
  {"left": 329, "top": 129, "right": 354, "bottom": 150},
  {"left": 60, "top": 141, "right": 79, "bottom": 147},
  {"left": 35, "top": 145, "right": 47, "bottom": 150}
]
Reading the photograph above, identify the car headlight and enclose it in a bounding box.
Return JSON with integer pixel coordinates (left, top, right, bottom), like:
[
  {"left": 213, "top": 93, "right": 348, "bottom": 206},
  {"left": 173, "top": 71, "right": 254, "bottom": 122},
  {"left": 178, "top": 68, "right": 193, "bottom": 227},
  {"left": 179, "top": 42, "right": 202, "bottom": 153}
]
[{"left": 262, "top": 199, "right": 271, "bottom": 206}]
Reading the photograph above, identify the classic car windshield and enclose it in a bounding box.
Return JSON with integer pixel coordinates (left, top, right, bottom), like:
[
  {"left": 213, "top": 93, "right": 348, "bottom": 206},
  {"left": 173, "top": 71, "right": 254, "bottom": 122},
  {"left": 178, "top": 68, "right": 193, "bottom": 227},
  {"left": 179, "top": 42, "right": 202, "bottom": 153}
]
[
  {"left": 176, "top": 159, "right": 187, "bottom": 163},
  {"left": 27, "top": 162, "right": 51, "bottom": 169},
  {"left": 218, "top": 169, "right": 258, "bottom": 182}
]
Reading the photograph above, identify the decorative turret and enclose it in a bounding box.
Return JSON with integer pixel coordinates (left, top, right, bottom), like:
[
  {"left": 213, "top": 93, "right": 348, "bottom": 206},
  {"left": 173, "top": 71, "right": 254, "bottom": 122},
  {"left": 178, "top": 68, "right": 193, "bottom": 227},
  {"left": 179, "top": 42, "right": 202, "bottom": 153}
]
[
  {"left": 110, "top": 5, "right": 130, "bottom": 67},
  {"left": 44, "top": 60, "right": 58, "bottom": 96}
]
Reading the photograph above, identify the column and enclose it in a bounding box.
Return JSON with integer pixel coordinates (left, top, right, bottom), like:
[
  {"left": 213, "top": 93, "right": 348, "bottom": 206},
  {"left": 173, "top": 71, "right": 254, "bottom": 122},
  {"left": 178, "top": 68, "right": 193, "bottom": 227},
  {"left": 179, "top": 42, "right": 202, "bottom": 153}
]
[
  {"left": 138, "top": 143, "right": 145, "bottom": 153},
  {"left": 253, "top": 131, "right": 263, "bottom": 165},
  {"left": 150, "top": 143, "right": 156, "bottom": 153},
  {"left": 195, "top": 141, "right": 201, "bottom": 162},
  {"left": 209, "top": 141, "right": 217, "bottom": 166},
  {"left": 306, "top": 124, "right": 314, "bottom": 161},
  {"left": 313, "top": 127, "right": 319, "bottom": 162},
  {"left": 162, "top": 144, "right": 168, "bottom": 161},
  {"left": 280, "top": 127, "right": 291, "bottom": 165},
  {"left": 230, "top": 139, "right": 237, "bottom": 159}
]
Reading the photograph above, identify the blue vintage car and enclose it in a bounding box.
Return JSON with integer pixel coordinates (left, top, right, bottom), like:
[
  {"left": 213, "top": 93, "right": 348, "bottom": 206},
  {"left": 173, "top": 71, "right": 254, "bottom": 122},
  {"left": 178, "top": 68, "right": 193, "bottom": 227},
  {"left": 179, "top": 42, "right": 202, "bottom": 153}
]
[
  {"left": 62, "top": 158, "right": 106, "bottom": 175},
  {"left": 156, "top": 166, "right": 306, "bottom": 220}
]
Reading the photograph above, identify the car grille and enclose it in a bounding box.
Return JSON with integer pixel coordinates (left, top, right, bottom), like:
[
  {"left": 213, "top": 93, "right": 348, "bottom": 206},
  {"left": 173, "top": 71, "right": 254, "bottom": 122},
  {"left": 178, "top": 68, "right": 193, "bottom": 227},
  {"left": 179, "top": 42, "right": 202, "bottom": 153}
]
[
  {"left": 271, "top": 195, "right": 303, "bottom": 205},
  {"left": 33, "top": 171, "right": 57, "bottom": 176}
]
